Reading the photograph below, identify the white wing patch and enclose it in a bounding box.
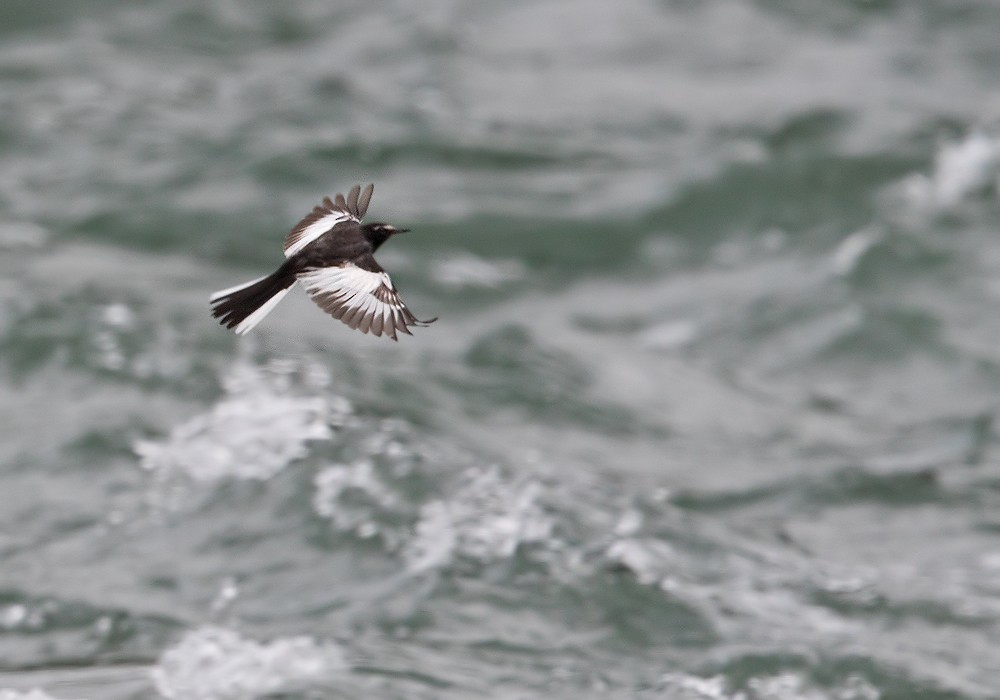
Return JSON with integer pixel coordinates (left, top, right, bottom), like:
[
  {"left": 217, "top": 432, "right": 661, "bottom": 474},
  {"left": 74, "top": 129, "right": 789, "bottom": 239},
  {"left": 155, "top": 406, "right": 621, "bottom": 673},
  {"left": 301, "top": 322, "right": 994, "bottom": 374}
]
[
  {"left": 282, "top": 186, "right": 375, "bottom": 258},
  {"left": 297, "top": 264, "right": 428, "bottom": 340},
  {"left": 283, "top": 209, "right": 354, "bottom": 258}
]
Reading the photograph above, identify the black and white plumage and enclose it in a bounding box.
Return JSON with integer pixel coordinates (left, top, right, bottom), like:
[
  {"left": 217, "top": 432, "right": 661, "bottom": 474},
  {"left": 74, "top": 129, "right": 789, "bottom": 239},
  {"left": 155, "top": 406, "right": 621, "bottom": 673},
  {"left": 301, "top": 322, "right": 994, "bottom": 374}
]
[{"left": 210, "top": 184, "right": 435, "bottom": 340}]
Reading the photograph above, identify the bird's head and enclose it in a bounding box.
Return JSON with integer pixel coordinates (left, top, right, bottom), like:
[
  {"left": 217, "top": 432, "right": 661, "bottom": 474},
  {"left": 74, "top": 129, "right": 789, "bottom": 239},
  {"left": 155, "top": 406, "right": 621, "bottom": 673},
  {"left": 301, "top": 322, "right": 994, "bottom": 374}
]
[{"left": 361, "top": 222, "right": 409, "bottom": 250}]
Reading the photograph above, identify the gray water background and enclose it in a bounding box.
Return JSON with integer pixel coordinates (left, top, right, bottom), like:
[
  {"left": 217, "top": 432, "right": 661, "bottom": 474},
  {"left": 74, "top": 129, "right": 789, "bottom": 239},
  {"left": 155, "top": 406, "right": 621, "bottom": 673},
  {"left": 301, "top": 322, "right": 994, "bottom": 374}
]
[{"left": 3, "top": 1, "right": 1000, "bottom": 698}]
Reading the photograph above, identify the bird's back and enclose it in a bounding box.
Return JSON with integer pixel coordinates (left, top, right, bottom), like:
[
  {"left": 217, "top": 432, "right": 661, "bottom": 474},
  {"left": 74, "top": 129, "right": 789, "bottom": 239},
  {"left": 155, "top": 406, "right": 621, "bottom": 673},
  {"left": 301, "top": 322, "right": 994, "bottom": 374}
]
[{"left": 293, "top": 219, "right": 370, "bottom": 269}]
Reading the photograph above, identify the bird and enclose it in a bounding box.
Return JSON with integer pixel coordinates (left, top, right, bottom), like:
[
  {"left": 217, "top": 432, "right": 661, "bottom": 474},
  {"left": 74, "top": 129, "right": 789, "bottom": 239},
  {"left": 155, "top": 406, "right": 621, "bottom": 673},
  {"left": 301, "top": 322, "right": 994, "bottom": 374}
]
[{"left": 210, "top": 184, "right": 436, "bottom": 340}]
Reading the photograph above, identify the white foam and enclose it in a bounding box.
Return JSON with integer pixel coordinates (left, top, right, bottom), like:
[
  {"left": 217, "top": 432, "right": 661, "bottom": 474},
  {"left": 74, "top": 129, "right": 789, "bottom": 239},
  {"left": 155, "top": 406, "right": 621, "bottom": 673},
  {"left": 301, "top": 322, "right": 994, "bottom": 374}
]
[
  {"left": 652, "top": 672, "right": 880, "bottom": 700},
  {"left": 655, "top": 674, "right": 730, "bottom": 699},
  {"left": 405, "top": 466, "right": 553, "bottom": 572},
  {"left": 900, "top": 130, "right": 1000, "bottom": 211},
  {"left": 606, "top": 538, "right": 677, "bottom": 586},
  {"left": 312, "top": 460, "right": 402, "bottom": 539},
  {"left": 747, "top": 673, "right": 880, "bottom": 700},
  {"left": 101, "top": 302, "right": 133, "bottom": 327},
  {"left": 134, "top": 362, "right": 334, "bottom": 483},
  {"left": 151, "top": 626, "right": 346, "bottom": 700},
  {"left": 313, "top": 458, "right": 556, "bottom": 572}
]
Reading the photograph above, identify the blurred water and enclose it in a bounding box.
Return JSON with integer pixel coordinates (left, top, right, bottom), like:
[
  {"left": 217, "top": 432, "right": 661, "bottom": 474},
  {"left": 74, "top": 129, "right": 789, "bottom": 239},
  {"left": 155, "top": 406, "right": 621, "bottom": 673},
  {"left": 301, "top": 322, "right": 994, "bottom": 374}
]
[{"left": 4, "top": 0, "right": 1000, "bottom": 698}]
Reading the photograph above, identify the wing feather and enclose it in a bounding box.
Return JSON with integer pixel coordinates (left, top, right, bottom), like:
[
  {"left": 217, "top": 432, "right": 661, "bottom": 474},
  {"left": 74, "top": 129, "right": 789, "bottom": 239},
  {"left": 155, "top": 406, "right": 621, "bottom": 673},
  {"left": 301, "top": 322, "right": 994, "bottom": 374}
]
[
  {"left": 357, "top": 184, "right": 374, "bottom": 219},
  {"left": 282, "top": 184, "right": 377, "bottom": 257},
  {"left": 347, "top": 185, "right": 360, "bottom": 217},
  {"left": 296, "top": 259, "right": 435, "bottom": 340}
]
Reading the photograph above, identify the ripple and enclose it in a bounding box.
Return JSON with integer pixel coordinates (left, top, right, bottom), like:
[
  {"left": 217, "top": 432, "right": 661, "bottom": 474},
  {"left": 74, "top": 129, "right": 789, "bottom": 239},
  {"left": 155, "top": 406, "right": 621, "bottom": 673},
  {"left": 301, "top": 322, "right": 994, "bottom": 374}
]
[
  {"left": 429, "top": 252, "right": 527, "bottom": 290},
  {"left": 0, "top": 589, "right": 181, "bottom": 675},
  {"left": 0, "top": 691, "right": 83, "bottom": 700},
  {"left": 0, "top": 221, "right": 48, "bottom": 250},
  {"left": 637, "top": 318, "right": 700, "bottom": 351}
]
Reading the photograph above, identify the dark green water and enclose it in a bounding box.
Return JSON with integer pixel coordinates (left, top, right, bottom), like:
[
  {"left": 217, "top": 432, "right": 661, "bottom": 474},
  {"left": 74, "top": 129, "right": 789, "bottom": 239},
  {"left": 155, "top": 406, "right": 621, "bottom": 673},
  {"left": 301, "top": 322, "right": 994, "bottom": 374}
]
[{"left": 4, "top": 1, "right": 1000, "bottom": 698}]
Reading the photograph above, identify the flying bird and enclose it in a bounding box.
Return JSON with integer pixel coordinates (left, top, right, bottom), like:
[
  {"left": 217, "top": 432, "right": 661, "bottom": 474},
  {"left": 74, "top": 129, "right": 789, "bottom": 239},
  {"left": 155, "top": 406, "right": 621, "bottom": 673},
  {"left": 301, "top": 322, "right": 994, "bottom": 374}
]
[{"left": 210, "top": 184, "right": 435, "bottom": 340}]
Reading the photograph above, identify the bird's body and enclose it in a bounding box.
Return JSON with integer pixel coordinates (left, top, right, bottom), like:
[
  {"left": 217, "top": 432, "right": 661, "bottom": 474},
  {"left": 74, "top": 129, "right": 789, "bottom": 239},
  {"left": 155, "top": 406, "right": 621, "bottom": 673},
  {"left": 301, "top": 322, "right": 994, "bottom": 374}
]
[{"left": 210, "top": 184, "right": 435, "bottom": 340}]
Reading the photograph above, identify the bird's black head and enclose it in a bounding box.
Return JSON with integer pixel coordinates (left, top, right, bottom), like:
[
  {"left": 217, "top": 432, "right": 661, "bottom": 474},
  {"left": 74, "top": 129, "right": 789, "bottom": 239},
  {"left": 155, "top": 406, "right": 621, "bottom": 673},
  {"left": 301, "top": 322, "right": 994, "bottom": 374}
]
[{"left": 361, "top": 222, "right": 409, "bottom": 250}]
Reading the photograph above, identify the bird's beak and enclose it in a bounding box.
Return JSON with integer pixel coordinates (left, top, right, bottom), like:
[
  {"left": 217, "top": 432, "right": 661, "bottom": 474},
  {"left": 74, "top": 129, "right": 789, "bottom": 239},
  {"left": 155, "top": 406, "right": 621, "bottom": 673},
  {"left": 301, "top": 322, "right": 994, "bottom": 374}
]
[{"left": 395, "top": 228, "right": 410, "bottom": 234}]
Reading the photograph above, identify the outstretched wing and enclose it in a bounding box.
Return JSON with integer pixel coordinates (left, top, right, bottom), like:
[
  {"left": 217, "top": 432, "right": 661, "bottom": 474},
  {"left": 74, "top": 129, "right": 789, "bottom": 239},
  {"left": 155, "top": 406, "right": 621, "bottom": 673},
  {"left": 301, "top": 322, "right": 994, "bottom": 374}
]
[
  {"left": 283, "top": 184, "right": 375, "bottom": 258},
  {"left": 296, "top": 255, "right": 435, "bottom": 340}
]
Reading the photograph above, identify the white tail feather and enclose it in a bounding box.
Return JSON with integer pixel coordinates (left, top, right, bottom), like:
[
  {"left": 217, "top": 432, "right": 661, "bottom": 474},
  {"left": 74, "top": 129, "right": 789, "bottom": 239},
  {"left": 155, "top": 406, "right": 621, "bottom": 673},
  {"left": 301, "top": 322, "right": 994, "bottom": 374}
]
[
  {"left": 233, "top": 287, "right": 292, "bottom": 335},
  {"left": 209, "top": 275, "right": 268, "bottom": 302}
]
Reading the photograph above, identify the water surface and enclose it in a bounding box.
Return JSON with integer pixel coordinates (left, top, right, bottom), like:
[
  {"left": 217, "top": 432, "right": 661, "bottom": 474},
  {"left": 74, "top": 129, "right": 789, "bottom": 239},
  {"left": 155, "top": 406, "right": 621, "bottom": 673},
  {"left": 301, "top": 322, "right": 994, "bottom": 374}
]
[{"left": 3, "top": 1, "right": 1000, "bottom": 698}]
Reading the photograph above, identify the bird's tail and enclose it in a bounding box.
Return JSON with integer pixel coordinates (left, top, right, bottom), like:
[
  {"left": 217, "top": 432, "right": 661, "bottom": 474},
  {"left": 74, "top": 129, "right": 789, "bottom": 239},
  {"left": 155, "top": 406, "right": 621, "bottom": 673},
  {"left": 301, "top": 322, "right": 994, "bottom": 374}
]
[{"left": 210, "top": 270, "right": 295, "bottom": 335}]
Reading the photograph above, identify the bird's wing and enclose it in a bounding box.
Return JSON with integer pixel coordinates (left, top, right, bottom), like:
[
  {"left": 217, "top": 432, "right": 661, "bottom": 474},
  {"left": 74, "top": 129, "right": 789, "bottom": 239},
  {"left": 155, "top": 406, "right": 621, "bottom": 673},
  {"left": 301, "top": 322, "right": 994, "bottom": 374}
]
[
  {"left": 283, "top": 184, "right": 375, "bottom": 258},
  {"left": 296, "top": 254, "right": 435, "bottom": 340}
]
